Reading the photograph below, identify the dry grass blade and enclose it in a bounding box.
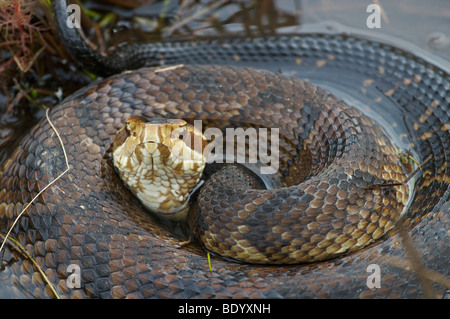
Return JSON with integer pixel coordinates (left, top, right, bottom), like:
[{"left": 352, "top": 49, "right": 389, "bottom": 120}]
[
  {"left": 373, "top": 0, "right": 389, "bottom": 23},
  {"left": 154, "top": 64, "right": 184, "bottom": 73},
  {"left": 0, "top": 232, "right": 60, "bottom": 298},
  {"left": 0, "top": 108, "right": 70, "bottom": 297},
  {"left": 207, "top": 252, "right": 212, "bottom": 271},
  {"left": 365, "top": 154, "right": 433, "bottom": 190}
]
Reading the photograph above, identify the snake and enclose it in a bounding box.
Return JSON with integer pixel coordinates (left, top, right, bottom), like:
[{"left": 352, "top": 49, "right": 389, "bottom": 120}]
[
  {"left": 0, "top": 0, "right": 448, "bottom": 298},
  {"left": 112, "top": 115, "right": 208, "bottom": 221}
]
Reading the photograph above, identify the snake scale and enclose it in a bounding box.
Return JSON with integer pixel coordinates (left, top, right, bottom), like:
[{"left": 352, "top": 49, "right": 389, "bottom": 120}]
[{"left": 0, "top": 1, "right": 449, "bottom": 298}]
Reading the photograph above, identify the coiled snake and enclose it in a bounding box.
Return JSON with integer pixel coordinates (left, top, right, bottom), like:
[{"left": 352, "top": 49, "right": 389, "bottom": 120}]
[{"left": 0, "top": 1, "right": 448, "bottom": 298}]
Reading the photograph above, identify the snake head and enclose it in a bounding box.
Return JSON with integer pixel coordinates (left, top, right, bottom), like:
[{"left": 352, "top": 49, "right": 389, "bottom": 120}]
[{"left": 112, "top": 116, "right": 207, "bottom": 221}]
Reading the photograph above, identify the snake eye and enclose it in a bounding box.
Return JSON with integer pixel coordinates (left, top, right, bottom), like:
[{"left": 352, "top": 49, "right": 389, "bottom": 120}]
[
  {"left": 178, "top": 129, "right": 188, "bottom": 140},
  {"left": 172, "top": 127, "right": 188, "bottom": 140}
]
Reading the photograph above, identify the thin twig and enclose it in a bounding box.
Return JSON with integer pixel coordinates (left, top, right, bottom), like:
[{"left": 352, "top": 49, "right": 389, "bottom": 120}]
[{"left": 365, "top": 154, "right": 433, "bottom": 190}]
